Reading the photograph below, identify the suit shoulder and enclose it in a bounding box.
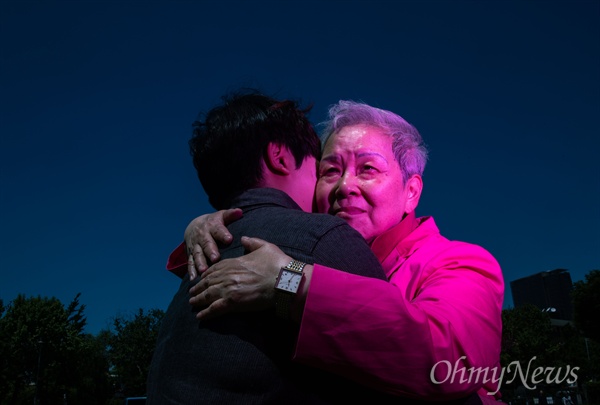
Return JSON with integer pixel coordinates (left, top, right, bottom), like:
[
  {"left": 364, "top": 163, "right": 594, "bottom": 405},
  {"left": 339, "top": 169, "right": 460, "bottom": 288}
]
[{"left": 253, "top": 207, "right": 351, "bottom": 232}]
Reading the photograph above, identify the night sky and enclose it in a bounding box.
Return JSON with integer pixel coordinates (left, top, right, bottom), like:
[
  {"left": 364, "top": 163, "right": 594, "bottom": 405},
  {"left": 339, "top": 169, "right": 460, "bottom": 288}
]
[{"left": 1, "top": 0, "right": 598, "bottom": 335}]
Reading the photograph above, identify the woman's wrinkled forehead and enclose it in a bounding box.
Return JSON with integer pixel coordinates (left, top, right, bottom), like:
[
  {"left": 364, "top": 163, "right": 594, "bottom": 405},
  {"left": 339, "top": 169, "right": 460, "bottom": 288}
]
[
  {"left": 322, "top": 123, "right": 389, "bottom": 150},
  {"left": 322, "top": 125, "right": 394, "bottom": 157}
]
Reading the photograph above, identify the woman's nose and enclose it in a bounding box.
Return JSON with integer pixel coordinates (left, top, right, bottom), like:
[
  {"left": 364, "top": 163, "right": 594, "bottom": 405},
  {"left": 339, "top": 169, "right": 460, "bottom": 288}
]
[{"left": 335, "top": 171, "right": 359, "bottom": 197}]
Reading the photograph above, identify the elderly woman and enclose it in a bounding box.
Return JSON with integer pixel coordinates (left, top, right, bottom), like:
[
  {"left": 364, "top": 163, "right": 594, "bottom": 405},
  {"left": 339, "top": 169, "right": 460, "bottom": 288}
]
[{"left": 174, "top": 101, "right": 504, "bottom": 403}]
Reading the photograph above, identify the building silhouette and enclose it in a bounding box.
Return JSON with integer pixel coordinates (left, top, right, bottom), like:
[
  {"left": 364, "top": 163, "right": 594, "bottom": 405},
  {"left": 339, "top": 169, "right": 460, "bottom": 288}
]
[{"left": 510, "top": 268, "right": 574, "bottom": 321}]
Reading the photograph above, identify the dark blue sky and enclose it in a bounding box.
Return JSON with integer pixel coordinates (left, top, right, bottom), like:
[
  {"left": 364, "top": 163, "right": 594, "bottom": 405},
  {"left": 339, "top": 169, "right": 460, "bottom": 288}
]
[{"left": 1, "top": 1, "right": 598, "bottom": 335}]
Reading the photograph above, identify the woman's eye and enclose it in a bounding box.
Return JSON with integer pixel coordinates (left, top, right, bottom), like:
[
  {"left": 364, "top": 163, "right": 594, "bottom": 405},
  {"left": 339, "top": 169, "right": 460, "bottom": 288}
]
[
  {"left": 321, "top": 167, "right": 340, "bottom": 176},
  {"left": 361, "top": 165, "right": 378, "bottom": 174}
]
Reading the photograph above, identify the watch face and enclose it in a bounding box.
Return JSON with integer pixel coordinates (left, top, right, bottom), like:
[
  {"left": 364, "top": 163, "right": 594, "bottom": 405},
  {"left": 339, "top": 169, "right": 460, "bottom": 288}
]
[{"left": 276, "top": 269, "right": 302, "bottom": 293}]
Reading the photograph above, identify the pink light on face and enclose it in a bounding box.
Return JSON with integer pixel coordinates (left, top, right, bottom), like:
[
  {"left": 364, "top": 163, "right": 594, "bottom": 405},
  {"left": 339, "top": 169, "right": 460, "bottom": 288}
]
[
  {"left": 315, "top": 125, "right": 417, "bottom": 243},
  {"left": 288, "top": 156, "right": 318, "bottom": 213}
]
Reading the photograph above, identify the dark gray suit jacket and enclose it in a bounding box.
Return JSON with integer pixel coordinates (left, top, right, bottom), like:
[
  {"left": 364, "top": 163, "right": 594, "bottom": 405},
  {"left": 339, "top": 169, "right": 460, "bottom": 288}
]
[{"left": 147, "top": 188, "right": 388, "bottom": 404}]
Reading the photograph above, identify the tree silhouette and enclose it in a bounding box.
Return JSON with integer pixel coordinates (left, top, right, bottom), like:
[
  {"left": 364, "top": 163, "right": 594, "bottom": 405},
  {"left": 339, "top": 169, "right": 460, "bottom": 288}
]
[
  {"left": 572, "top": 269, "right": 600, "bottom": 343},
  {"left": 0, "top": 294, "right": 111, "bottom": 405},
  {"left": 107, "top": 308, "right": 164, "bottom": 398}
]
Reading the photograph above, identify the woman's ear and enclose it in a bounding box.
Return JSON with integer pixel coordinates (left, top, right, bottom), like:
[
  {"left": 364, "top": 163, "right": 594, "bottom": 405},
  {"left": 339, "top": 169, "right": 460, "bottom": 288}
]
[
  {"left": 264, "top": 142, "right": 293, "bottom": 175},
  {"left": 404, "top": 175, "right": 423, "bottom": 214}
]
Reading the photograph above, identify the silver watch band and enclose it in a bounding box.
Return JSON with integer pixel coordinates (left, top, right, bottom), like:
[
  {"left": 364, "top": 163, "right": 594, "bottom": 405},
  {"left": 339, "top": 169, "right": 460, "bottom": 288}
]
[{"left": 284, "top": 260, "right": 306, "bottom": 273}]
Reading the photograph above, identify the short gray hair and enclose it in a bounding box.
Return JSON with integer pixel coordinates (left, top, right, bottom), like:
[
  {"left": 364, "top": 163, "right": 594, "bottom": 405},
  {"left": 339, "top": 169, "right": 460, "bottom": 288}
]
[{"left": 319, "top": 100, "right": 428, "bottom": 183}]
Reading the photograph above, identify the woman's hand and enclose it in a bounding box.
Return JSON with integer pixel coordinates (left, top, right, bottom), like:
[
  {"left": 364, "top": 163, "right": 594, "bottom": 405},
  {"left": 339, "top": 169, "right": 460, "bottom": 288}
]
[
  {"left": 189, "top": 236, "right": 292, "bottom": 321},
  {"left": 185, "top": 208, "right": 244, "bottom": 279}
]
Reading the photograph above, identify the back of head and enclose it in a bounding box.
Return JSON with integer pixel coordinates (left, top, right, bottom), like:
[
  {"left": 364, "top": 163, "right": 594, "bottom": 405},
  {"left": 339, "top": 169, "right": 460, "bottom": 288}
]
[
  {"left": 190, "top": 90, "right": 321, "bottom": 209},
  {"left": 320, "top": 100, "right": 428, "bottom": 183}
]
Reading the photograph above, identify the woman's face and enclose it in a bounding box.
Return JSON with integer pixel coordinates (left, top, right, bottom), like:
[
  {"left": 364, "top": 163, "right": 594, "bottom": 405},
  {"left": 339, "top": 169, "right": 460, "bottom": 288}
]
[{"left": 316, "top": 125, "right": 415, "bottom": 243}]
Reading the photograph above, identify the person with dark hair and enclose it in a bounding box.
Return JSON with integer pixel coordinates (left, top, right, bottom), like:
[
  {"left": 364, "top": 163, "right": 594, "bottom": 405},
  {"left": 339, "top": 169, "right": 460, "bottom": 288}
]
[
  {"left": 189, "top": 94, "right": 321, "bottom": 212},
  {"left": 178, "top": 100, "right": 504, "bottom": 404},
  {"left": 146, "top": 91, "right": 389, "bottom": 404}
]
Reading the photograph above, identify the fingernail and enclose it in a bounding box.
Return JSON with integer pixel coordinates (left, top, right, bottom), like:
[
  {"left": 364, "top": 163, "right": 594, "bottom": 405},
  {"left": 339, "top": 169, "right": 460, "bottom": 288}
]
[{"left": 210, "top": 254, "right": 218, "bottom": 262}]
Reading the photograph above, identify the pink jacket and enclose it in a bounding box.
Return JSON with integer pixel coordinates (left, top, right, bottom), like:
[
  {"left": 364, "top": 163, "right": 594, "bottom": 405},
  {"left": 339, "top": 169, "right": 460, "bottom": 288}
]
[{"left": 294, "top": 216, "right": 504, "bottom": 402}]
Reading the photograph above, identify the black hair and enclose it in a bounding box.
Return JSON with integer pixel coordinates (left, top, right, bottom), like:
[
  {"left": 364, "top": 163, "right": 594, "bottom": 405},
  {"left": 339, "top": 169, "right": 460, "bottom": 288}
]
[{"left": 189, "top": 89, "right": 321, "bottom": 209}]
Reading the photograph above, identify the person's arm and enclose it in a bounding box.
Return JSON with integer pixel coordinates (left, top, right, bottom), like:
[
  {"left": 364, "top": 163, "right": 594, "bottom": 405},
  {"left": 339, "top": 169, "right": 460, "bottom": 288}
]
[
  {"left": 191, "top": 239, "right": 503, "bottom": 399},
  {"left": 189, "top": 220, "right": 388, "bottom": 322},
  {"left": 166, "top": 242, "right": 189, "bottom": 279},
  {"left": 165, "top": 208, "right": 243, "bottom": 279},
  {"left": 184, "top": 208, "right": 242, "bottom": 276},
  {"left": 188, "top": 221, "right": 504, "bottom": 399},
  {"left": 189, "top": 237, "right": 307, "bottom": 320},
  {"left": 294, "top": 242, "right": 504, "bottom": 399}
]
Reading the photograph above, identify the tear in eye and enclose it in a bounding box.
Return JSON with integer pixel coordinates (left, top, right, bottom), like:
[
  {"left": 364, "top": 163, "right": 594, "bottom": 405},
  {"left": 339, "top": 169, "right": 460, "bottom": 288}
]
[
  {"left": 361, "top": 165, "right": 378, "bottom": 173},
  {"left": 321, "top": 167, "right": 340, "bottom": 176}
]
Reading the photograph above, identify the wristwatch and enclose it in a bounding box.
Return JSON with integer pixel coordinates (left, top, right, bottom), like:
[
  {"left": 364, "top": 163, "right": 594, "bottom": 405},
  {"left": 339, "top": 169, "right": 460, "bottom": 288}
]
[{"left": 274, "top": 260, "right": 306, "bottom": 319}]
